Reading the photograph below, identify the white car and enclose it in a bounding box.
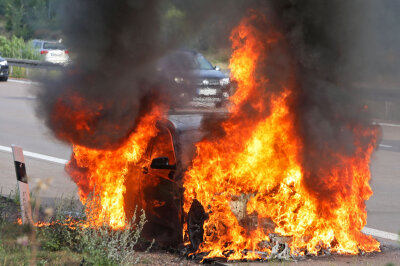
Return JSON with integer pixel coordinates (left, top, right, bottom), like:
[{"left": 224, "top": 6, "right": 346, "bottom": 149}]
[{"left": 32, "top": 40, "right": 70, "bottom": 65}]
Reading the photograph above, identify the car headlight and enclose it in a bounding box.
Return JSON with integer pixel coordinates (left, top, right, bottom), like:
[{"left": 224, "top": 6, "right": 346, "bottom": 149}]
[
  {"left": 219, "top": 77, "right": 230, "bottom": 86},
  {"left": 0, "top": 60, "right": 7, "bottom": 66},
  {"left": 174, "top": 77, "right": 184, "bottom": 84}
]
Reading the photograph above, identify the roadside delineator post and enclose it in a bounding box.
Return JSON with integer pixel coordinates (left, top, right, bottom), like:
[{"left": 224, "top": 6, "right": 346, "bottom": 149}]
[{"left": 11, "top": 145, "right": 33, "bottom": 224}]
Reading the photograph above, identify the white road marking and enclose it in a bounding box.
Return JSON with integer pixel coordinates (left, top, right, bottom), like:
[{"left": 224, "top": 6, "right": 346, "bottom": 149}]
[
  {"left": 379, "top": 144, "right": 393, "bottom": 148},
  {"left": 374, "top": 122, "right": 400, "bottom": 128},
  {"left": 0, "top": 145, "right": 68, "bottom": 165},
  {"left": 0, "top": 145, "right": 399, "bottom": 242},
  {"left": 25, "top": 96, "right": 37, "bottom": 100},
  {"left": 362, "top": 227, "right": 399, "bottom": 241},
  {"left": 8, "top": 79, "right": 40, "bottom": 86}
]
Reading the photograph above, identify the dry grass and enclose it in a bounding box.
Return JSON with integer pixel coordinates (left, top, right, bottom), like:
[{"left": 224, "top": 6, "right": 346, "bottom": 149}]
[{"left": 0, "top": 181, "right": 152, "bottom": 265}]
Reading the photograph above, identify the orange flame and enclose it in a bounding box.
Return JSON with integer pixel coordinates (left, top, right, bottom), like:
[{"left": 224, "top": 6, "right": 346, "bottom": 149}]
[
  {"left": 17, "top": 217, "right": 84, "bottom": 229},
  {"left": 183, "top": 11, "right": 379, "bottom": 260},
  {"left": 51, "top": 92, "right": 104, "bottom": 143},
  {"left": 66, "top": 105, "right": 163, "bottom": 229}
]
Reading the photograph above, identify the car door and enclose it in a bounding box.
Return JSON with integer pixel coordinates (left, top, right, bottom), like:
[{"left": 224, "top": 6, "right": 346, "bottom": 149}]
[{"left": 124, "top": 124, "right": 182, "bottom": 246}]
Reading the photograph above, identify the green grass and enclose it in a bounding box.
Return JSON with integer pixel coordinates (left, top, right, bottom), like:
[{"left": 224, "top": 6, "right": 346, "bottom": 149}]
[
  {"left": 0, "top": 191, "right": 151, "bottom": 265},
  {"left": 9, "top": 66, "right": 62, "bottom": 80},
  {"left": 9, "top": 66, "right": 27, "bottom": 79},
  {"left": 0, "top": 222, "right": 83, "bottom": 265}
]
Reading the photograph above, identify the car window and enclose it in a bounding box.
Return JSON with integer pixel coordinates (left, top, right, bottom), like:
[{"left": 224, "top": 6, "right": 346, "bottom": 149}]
[
  {"left": 32, "top": 42, "right": 42, "bottom": 49},
  {"left": 194, "top": 54, "right": 214, "bottom": 70},
  {"left": 159, "top": 51, "right": 214, "bottom": 71},
  {"left": 149, "top": 126, "right": 176, "bottom": 165},
  {"left": 43, "top": 42, "right": 65, "bottom": 50},
  {"left": 178, "top": 129, "right": 204, "bottom": 170}
]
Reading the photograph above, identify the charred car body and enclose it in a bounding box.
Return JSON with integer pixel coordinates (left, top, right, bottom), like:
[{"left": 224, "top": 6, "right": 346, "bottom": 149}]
[
  {"left": 124, "top": 114, "right": 208, "bottom": 249},
  {"left": 157, "top": 50, "right": 231, "bottom": 108}
]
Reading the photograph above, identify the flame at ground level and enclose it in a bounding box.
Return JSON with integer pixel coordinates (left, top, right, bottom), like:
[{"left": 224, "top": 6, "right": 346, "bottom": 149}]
[
  {"left": 183, "top": 11, "right": 380, "bottom": 260},
  {"left": 66, "top": 106, "right": 163, "bottom": 229}
]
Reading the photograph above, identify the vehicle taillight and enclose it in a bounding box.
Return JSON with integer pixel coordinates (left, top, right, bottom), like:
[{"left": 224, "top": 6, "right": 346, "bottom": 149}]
[
  {"left": 40, "top": 50, "right": 48, "bottom": 54},
  {"left": 64, "top": 50, "right": 69, "bottom": 54}
]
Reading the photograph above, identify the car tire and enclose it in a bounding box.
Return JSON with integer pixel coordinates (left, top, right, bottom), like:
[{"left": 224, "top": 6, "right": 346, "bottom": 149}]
[
  {"left": 187, "top": 199, "right": 208, "bottom": 252},
  {"left": 0, "top": 76, "right": 8, "bottom": 82}
]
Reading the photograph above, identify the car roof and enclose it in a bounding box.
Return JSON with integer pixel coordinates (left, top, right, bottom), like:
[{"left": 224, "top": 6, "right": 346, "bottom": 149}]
[
  {"left": 168, "top": 114, "right": 203, "bottom": 132},
  {"left": 168, "top": 49, "right": 201, "bottom": 56},
  {"left": 32, "top": 39, "right": 60, "bottom": 43}
]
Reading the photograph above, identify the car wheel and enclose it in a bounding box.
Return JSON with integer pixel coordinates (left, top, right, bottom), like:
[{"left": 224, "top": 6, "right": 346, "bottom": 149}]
[
  {"left": 187, "top": 199, "right": 208, "bottom": 252},
  {"left": 0, "top": 76, "right": 8, "bottom": 82}
]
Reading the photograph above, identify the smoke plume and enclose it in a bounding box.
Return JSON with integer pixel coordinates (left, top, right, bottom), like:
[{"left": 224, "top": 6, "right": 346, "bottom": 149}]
[
  {"left": 266, "top": 1, "right": 380, "bottom": 212},
  {"left": 35, "top": 0, "right": 169, "bottom": 149},
  {"left": 34, "top": 0, "right": 253, "bottom": 149},
  {"left": 197, "top": 0, "right": 386, "bottom": 216},
  {"left": 35, "top": 0, "right": 393, "bottom": 172}
]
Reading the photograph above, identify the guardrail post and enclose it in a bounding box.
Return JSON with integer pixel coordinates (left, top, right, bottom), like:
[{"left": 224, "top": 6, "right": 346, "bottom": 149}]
[{"left": 11, "top": 145, "right": 33, "bottom": 225}]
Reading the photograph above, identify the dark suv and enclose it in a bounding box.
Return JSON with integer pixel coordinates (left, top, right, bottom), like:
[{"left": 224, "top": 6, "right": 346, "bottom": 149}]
[
  {"left": 0, "top": 55, "right": 9, "bottom": 81},
  {"left": 157, "top": 50, "right": 230, "bottom": 108}
]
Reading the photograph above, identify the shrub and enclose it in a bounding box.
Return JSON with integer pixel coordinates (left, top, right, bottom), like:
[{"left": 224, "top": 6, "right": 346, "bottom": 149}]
[
  {"left": 37, "top": 195, "right": 151, "bottom": 265},
  {"left": 79, "top": 209, "right": 150, "bottom": 265},
  {"left": 0, "top": 35, "right": 41, "bottom": 60}
]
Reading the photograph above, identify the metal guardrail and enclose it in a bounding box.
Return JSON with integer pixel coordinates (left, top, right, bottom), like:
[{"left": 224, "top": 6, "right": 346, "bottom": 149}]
[
  {"left": 3, "top": 57, "right": 400, "bottom": 102},
  {"left": 5, "top": 58, "right": 65, "bottom": 71}
]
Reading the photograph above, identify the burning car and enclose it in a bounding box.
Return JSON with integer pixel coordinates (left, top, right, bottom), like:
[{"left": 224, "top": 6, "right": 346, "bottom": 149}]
[
  {"left": 124, "top": 114, "right": 206, "bottom": 247},
  {"left": 157, "top": 50, "right": 231, "bottom": 108},
  {"left": 61, "top": 9, "right": 380, "bottom": 262},
  {"left": 65, "top": 111, "right": 208, "bottom": 248}
]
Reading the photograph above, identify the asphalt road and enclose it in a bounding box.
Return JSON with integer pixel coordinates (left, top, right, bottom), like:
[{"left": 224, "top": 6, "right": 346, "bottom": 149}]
[
  {"left": 0, "top": 80, "right": 75, "bottom": 205},
  {"left": 0, "top": 80, "right": 398, "bottom": 252},
  {"left": 368, "top": 125, "right": 400, "bottom": 237}
]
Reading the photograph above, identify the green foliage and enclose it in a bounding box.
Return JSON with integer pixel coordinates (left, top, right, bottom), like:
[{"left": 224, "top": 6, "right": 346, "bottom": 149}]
[
  {"left": 39, "top": 209, "right": 149, "bottom": 265},
  {"left": 10, "top": 66, "right": 27, "bottom": 78},
  {"left": 0, "top": 0, "right": 63, "bottom": 40},
  {"left": 0, "top": 35, "right": 41, "bottom": 59},
  {"left": 79, "top": 209, "right": 150, "bottom": 265},
  {"left": 160, "top": 3, "right": 188, "bottom": 44},
  {"left": 0, "top": 192, "right": 151, "bottom": 265},
  {"left": 37, "top": 196, "right": 151, "bottom": 265},
  {"left": 38, "top": 197, "right": 84, "bottom": 252}
]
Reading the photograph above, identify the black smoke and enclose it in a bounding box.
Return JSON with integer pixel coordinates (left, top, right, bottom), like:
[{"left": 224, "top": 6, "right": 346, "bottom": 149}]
[
  {"left": 34, "top": 0, "right": 392, "bottom": 189},
  {"left": 198, "top": 0, "right": 388, "bottom": 216},
  {"left": 35, "top": 0, "right": 169, "bottom": 149},
  {"left": 262, "top": 0, "right": 384, "bottom": 215},
  {"left": 34, "top": 0, "right": 253, "bottom": 149}
]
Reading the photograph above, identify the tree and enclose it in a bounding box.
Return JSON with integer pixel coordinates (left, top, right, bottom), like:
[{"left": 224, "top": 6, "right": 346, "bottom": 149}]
[{"left": 0, "top": 0, "right": 63, "bottom": 40}]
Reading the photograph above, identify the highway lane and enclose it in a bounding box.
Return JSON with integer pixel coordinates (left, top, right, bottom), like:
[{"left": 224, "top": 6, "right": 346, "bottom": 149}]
[
  {"left": 368, "top": 123, "right": 400, "bottom": 238},
  {"left": 0, "top": 80, "right": 71, "bottom": 159},
  {"left": 0, "top": 80, "right": 399, "bottom": 245},
  {"left": 0, "top": 80, "right": 75, "bottom": 205}
]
